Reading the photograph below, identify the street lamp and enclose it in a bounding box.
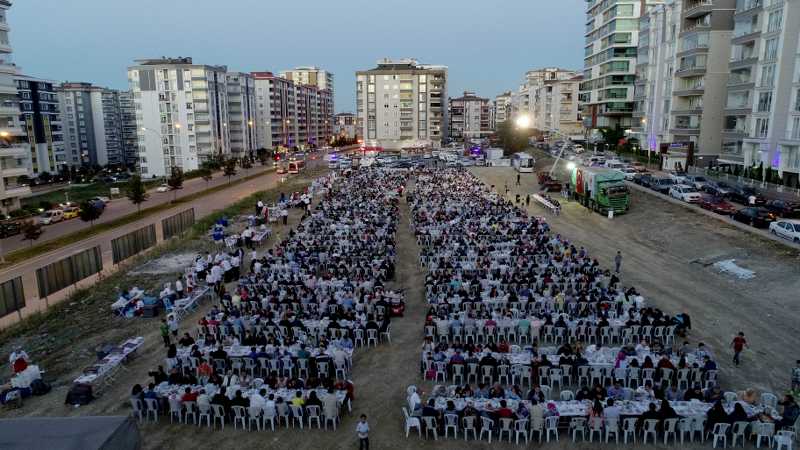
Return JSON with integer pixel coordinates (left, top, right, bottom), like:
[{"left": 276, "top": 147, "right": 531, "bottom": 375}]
[{"left": 515, "top": 115, "right": 531, "bottom": 129}]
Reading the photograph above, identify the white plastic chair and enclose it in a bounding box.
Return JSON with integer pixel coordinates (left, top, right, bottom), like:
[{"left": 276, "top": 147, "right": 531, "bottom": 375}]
[
  {"left": 605, "top": 417, "right": 620, "bottom": 443},
  {"left": 211, "top": 404, "right": 226, "bottom": 430},
  {"left": 306, "top": 405, "right": 322, "bottom": 429},
  {"left": 663, "top": 417, "right": 679, "bottom": 444},
  {"left": 762, "top": 393, "right": 779, "bottom": 410},
  {"left": 774, "top": 430, "right": 795, "bottom": 450},
  {"left": 622, "top": 417, "right": 637, "bottom": 444},
  {"left": 262, "top": 406, "right": 277, "bottom": 431},
  {"left": 231, "top": 405, "right": 247, "bottom": 430},
  {"left": 570, "top": 417, "right": 587, "bottom": 442},
  {"left": 366, "top": 329, "right": 379, "bottom": 347},
  {"left": 560, "top": 390, "right": 575, "bottom": 401},
  {"left": 642, "top": 419, "right": 659, "bottom": 444},
  {"left": 422, "top": 416, "right": 438, "bottom": 440},
  {"left": 183, "top": 401, "right": 197, "bottom": 425},
  {"left": 723, "top": 391, "right": 738, "bottom": 403},
  {"left": 444, "top": 413, "right": 459, "bottom": 439},
  {"left": 755, "top": 421, "right": 775, "bottom": 448},
  {"left": 289, "top": 405, "right": 304, "bottom": 429},
  {"left": 678, "top": 417, "right": 694, "bottom": 443},
  {"left": 248, "top": 406, "right": 262, "bottom": 431},
  {"left": 711, "top": 422, "right": 730, "bottom": 448},
  {"left": 168, "top": 397, "right": 183, "bottom": 423},
  {"left": 515, "top": 418, "right": 529, "bottom": 444},
  {"left": 197, "top": 402, "right": 212, "bottom": 427},
  {"left": 131, "top": 398, "right": 145, "bottom": 422},
  {"left": 479, "top": 417, "right": 494, "bottom": 442},
  {"left": 462, "top": 415, "right": 477, "bottom": 441},
  {"left": 499, "top": 417, "right": 514, "bottom": 442},
  {"left": 730, "top": 421, "right": 748, "bottom": 447},
  {"left": 545, "top": 416, "right": 560, "bottom": 442}
]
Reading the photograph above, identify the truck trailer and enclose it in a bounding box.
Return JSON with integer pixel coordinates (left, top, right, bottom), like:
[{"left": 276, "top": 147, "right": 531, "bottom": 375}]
[{"left": 570, "top": 166, "right": 630, "bottom": 215}]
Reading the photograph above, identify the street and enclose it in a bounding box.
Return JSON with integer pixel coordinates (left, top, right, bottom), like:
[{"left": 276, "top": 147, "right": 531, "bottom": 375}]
[{"left": 0, "top": 164, "right": 274, "bottom": 255}]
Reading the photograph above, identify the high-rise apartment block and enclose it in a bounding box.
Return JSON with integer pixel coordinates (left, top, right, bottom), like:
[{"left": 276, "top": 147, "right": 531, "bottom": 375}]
[
  {"left": 580, "top": 0, "right": 643, "bottom": 131},
  {"left": 448, "top": 91, "right": 492, "bottom": 142},
  {"left": 356, "top": 58, "right": 448, "bottom": 150},
  {"left": 226, "top": 72, "right": 257, "bottom": 156},
  {"left": 523, "top": 68, "right": 584, "bottom": 138},
  {"left": 334, "top": 112, "right": 357, "bottom": 139},
  {"left": 252, "top": 71, "right": 333, "bottom": 151},
  {"left": 494, "top": 91, "right": 513, "bottom": 124},
  {"left": 0, "top": 0, "right": 30, "bottom": 213},
  {"left": 128, "top": 57, "right": 230, "bottom": 177},
  {"left": 57, "top": 82, "right": 131, "bottom": 167},
  {"left": 119, "top": 91, "right": 138, "bottom": 166},
  {"left": 15, "top": 75, "right": 64, "bottom": 175},
  {"left": 280, "top": 66, "right": 334, "bottom": 105}
]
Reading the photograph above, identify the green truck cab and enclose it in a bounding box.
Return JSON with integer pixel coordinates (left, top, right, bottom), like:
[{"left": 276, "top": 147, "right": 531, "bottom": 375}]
[{"left": 570, "top": 166, "right": 631, "bottom": 215}]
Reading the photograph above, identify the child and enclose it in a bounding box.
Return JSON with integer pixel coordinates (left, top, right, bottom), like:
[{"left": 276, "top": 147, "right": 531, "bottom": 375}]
[{"left": 356, "top": 414, "right": 369, "bottom": 450}]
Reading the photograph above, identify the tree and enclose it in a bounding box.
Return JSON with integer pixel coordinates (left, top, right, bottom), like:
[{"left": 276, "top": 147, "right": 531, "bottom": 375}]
[
  {"left": 78, "top": 201, "right": 102, "bottom": 227},
  {"left": 21, "top": 220, "right": 43, "bottom": 247},
  {"left": 37, "top": 171, "right": 52, "bottom": 184},
  {"left": 126, "top": 174, "right": 149, "bottom": 212},
  {"left": 198, "top": 167, "right": 213, "bottom": 188},
  {"left": 223, "top": 159, "right": 237, "bottom": 184},
  {"left": 598, "top": 126, "right": 626, "bottom": 151},
  {"left": 17, "top": 175, "right": 30, "bottom": 186},
  {"left": 167, "top": 168, "right": 184, "bottom": 202},
  {"left": 494, "top": 120, "right": 531, "bottom": 156}
]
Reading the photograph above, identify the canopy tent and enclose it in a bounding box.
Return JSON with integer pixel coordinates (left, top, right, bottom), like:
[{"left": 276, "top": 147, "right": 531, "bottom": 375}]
[{"left": 0, "top": 416, "right": 140, "bottom": 450}]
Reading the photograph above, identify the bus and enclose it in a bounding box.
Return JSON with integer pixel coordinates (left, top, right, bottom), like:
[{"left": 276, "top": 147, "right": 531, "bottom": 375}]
[
  {"left": 288, "top": 160, "right": 305, "bottom": 174},
  {"left": 512, "top": 152, "right": 535, "bottom": 173}
]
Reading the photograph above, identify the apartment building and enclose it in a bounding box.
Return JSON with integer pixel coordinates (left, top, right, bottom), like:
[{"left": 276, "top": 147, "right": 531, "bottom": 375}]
[
  {"left": 631, "top": 1, "right": 682, "bottom": 152},
  {"left": 119, "top": 91, "right": 138, "bottom": 167},
  {"left": 58, "top": 82, "right": 129, "bottom": 167},
  {"left": 448, "top": 91, "right": 492, "bottom": 142},
  {"left": 580, "top": 0, "right": 644, "bottom": 131},
  {"left": 334, "top": 112, "right": 357, "bottom": 139},
  {"left": 356, "top": 58, "right": 448, "bottom": 150},
  {"left": 724, "top": 0, "right": 800, "bottom": 186},
  {"left": 280, "top": 66, "right": 334, "bottom": 106},
  {"left": 128, "top": 57, "right": 230, "bottom": 177},
  {"left": 494, "top": 91, "right": 512, "bottom": 124},
  {"left": 226, "top": 72, "right": 257, "bottom": 156},
  {"left": 252, "top": 71, "right": 333, "bottom": 150},
  {"left": 523, "top": 68, "right": 584, "bottom": 138},
  {"left": 16, "top": 75, "right": 64, "bottom": 175}
]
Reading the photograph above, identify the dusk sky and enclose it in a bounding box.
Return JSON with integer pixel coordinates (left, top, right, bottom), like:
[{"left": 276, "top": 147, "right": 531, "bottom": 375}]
[{"left": 10, "top": 0, "right": 585, "bottom": 112}]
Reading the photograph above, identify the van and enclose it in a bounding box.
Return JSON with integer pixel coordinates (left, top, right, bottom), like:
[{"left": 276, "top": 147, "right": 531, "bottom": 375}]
[{"left": 41, "top": 209, "right": 64, "bottom": 225}]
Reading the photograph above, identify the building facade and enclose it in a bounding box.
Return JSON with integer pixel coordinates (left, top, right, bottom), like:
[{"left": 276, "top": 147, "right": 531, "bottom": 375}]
[
  {"left": 580, "top": 0, "right": 644, "bottom": 131},
  {"left": 334, "top": 112, "right": 357, "bottom": 139},
  {"left": 57, "top": 82, "right": 129, "bottom": 167},
  {"left": 448, "top": 91, "right": 492, "bottom": 142},
  {"left": 128, "top": 57, "right": 230, "bottom": 177},
  {"left": 523, "top": 68, "right": 584, "bottom": 138},
  {"left": 280, "top": 66, "right": 334, "bottom": 107},
  {"left": 252, "top": 71, "right": 333, "bottom": 151},
  {"left": 356, "top": 58, "right": 448, "bottom": 150},
  {"left": 119, "top": 90, "right": 138, "bottom": 167},
  {"left": 0, "top": 0, "right": 30, "bottom": 213},
  {"left": 16, "top": 75, "right": 64, "bottom": 175},
  {"left": 494, "top": 91, "right": 512, "bottom": 125},
  {"left": 226, "top": 72, "right": 257, "bottom": 156}
]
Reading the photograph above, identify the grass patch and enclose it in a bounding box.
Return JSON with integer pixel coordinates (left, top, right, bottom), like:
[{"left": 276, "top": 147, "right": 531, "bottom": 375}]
[
  {"left": 22, "top": 184, "right": 117, "bottom": 210},
  {"left": 0, "top": 167, "right": 276, "bottom": 269}
]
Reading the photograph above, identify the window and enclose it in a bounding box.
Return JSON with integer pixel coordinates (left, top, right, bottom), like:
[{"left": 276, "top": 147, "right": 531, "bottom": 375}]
[
  {"left": 767, "top": 9, "right": 783, "bottom": 32},
  {"left": 795, "top": 90, "right": 800, "bottom": 112},
  {"left": 757, "top": 91, "right": 773, "bottom": 112},
  {"left": 755, "top": 117, "right": 769, "bottom": 138},
  {"left": 760, "top": 64, "right": 776, "bottom": 87},
  {"left": 792, "top": 116, "right": 800, "bottom": 139},
  {"left": 764, "top": 38, "right": 778, "bottom": 60}
]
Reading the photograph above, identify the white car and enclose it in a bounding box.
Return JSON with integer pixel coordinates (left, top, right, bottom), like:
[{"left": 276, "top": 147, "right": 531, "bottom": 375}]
[
  {"left": 669, "top": 184, "right": 702, "bottom": 203},
  {"left": 91, "top": 196, "right": 111, "bottom": 204},
  {"left": 684, "top": 175, "right": 710, "bottom": 190},
  {"left": 156, "top": 183, "right": 170, "bottom": 193},
  {"left": 769, "top": 219, "right": 800, "bottom": 243},
  {"left": 619, "top": 167, "right": 639, "bottom": 181}
]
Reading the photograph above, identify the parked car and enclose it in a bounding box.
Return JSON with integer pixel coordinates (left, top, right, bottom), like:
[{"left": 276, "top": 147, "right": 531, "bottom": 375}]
[
  {"left": 684, "top": 175, "right": 710, "bottom": 190},
  {"left": 62, "top": 206, "right": 80, "bottom": 219},
  {"left": 727, "top": 186, "right": 766, "bottom": 206},
  {"left": 651, "top": 177, "right": 675, "bottom": 194},
  {"left": 89, "top": 199, "right": 106, "bottom": 212},
  {"left": 769, "top": 219, "right": 800, "bottom": 243},
  {"left": 156, "top": 184, "right": 170, "bottom": 193},
  {"left": 764, "top": 200, "right": 800, "bottom": 218},
  {"left": 669, "top": 184, "right": 702, "bottom": 203},
  {"left": 631, "top": 162, "right": 648, "bottom": 173},
  {"left": 667, "top": 172, "right": 688, "bottom": 184},
  {"left": 90, "top": 196, "right": 111, "bottom": 204},
  {"left": 699, "top": 195, "right": 737, "bottom": 215},
  {"left": 634, "top": 173, "right": 655, "bottom": 188},
  {"left": 732, "top": 207, "right": 776, "bottom": 228},
  {"left": 40, "top": 209, "right": 64, "bottom": 225},
  {"left": 619, "top": 167, "right": 638, "bottom": 181},
  {"left": 701, "top": 181, "right": 734, "bottom": 198},
  {"left": 0, "top": 221, "right": 21, "bottom": 238}
]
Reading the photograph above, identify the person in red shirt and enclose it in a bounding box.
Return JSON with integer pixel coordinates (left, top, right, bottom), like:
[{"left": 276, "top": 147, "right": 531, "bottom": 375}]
[
  {"left": 731, "top": 332, "right": 749, "bottom": 367},
  {"left": 181, "top": 387, "right": 198, "bottom": 403},
  {"left": 495, "top": 400, "right": 515, "bottom": 420}
]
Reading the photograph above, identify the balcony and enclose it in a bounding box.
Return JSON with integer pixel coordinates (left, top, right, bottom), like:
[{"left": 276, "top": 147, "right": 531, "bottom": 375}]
[
  {"left": 735, "top": 0, "right": 762, "bottom": 15},
  {"left": 723, "top": 128, "right": 748, "bottom": 137},
  {"left": 675, "top": 65, "right": 707, "bottom": 77},
  {"left": 728, "top": 57, "right": 757, "bottom": 70},
  {"left": 0, "top": 145, "right": 27, "bottom": 158},
  {"left": 684, "top": 0, "right": 714, "bottom": 19}
]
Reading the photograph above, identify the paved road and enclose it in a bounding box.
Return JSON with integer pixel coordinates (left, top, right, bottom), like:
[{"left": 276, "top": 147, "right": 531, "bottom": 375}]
[{"left": 2, "top": 164, "right": 274, "bottom": 255}]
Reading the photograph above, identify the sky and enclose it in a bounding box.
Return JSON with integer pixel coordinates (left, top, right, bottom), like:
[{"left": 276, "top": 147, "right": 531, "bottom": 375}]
[{"left": 10, "top": 0, "right": 585, "bottom": 113}]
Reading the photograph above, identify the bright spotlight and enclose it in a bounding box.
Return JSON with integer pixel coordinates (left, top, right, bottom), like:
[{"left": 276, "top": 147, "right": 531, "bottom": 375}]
[
  {"left": 515, "top": 115, "right": 531, "bottom": 129},
  {"left": 566, "top": 162, "right": 576, "bottom": 170}
]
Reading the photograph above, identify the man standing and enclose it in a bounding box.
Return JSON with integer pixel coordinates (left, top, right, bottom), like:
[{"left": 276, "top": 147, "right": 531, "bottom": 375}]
[
  {"left": 614, "top": 251, "right": 623, "bottom": 274},
  {"left": 356, "top": 414, "right": 370, "bottom": 450},
  {"left": 731, "top": 332, "right": 748, "bottom": 366}
]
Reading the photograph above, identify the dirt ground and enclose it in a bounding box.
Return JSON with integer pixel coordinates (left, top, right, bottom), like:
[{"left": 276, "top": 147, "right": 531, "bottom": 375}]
[{"left": 2, "top": 161, "right": 797, "bottom": 450}]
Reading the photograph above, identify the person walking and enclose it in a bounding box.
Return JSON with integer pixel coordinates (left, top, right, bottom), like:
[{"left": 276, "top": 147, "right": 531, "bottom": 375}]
[
  {"left": 526, "top": 194, "right": 531, "bottom": 207},
  {"left": 516, "top": 173, "right": 521, "bottom": 186},
  {"left": 160, "top": 319, "right": 170, "bottom": 347},
  {"left": 614, "top": 251, "right": 622, "bottom": 273},
  {"left": 356, "top": 414, "right": 370, "bottom": 450},
  {"left": 731, "top": 332, "right": 749, "bottom": 366}
]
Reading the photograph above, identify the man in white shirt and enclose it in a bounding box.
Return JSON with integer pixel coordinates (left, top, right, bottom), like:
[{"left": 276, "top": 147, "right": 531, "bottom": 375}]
[
  {"left": 604, "top": 398, "right": 621, "bottom": 420},
  {"left": 264, "top": 393, "right": 277, "bottom": 415},
  {"left": 249, "top": 388, "right": 267, "bottom": 410}
]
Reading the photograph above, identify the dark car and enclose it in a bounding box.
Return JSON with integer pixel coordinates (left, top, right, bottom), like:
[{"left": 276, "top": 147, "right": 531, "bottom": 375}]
[
  {"left": 701, "top": 181, "right": 734, "bottom": 198},
  {"left": 727, "top": 186, "right": 766, "bottom": 205},
  {"left": 651, "top": 177, "right": 675, "bottom": 194},
  {"left": 0, "top": 221, "right": 21, "bottom": 238},
  {"left": 89, "top": 199, "right": 106, "bottom": 212},
  {"left": 732, "top": 207, "right": 777, "bottom": 228},
  {"left": 634, "top": 173, "right": 655, "bottom": 187},
  {"left": 764, "top": 199, "right": 800, "bottom": 218},
  {"left": 699, "top": 195, "right": 737, "bottom": 215}
]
